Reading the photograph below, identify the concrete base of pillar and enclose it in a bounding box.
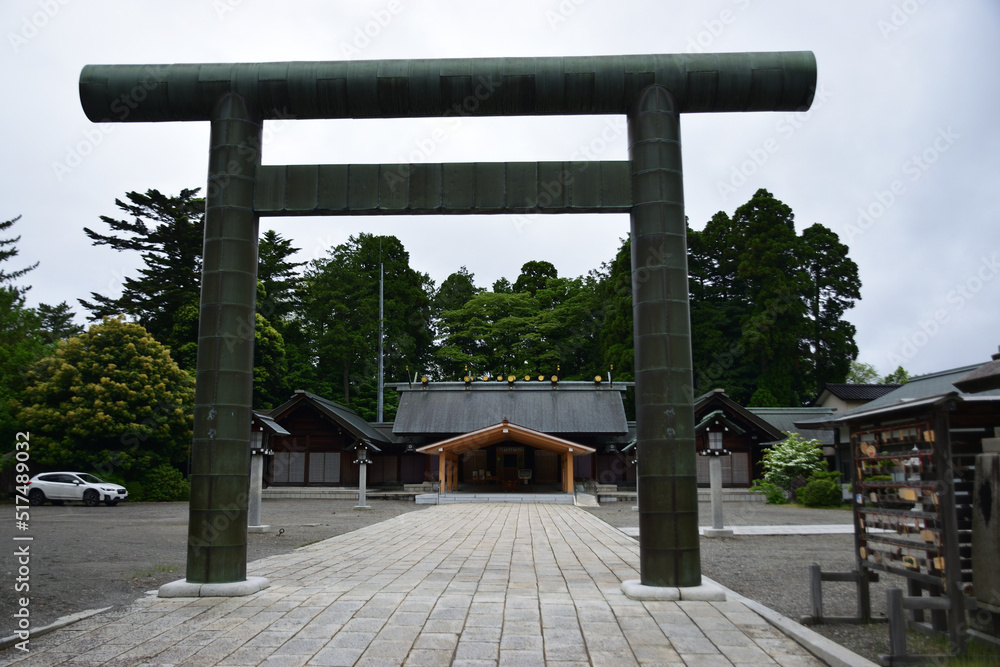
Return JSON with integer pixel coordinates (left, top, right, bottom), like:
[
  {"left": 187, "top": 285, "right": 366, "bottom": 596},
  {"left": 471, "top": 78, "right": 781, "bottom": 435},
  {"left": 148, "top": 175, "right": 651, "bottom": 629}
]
[
  {"left": 353, "top": 505, "right": 372, "bottom": 511},
  {"left": 621, "top": 579, "right": 727, "bottom": 601},
  {"left": 158, "top": 576, "right": 269, "bottom": 598},
  {"left": 247, "top": 524, "right": 270, "bottom": 533},
  {"left": 703, "top": 528, "right": 734, "bottom": 538}
]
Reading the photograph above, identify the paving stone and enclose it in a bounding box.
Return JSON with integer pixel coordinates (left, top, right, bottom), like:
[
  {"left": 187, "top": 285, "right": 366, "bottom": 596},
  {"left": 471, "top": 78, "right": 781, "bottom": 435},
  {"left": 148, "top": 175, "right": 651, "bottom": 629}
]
[
  {"left": 717, "top": 642, "right": 776, "bottom": 664},
  {"left": 453, "top": 639, "right": 500, "bottom": 661},
  {"left": 631, "top": 643, "right": 686, "bottom": 664},
  {"left": 670, "top": 635, "right": 723, "bottom": 654},
  {"left": 402, "top": 648, "right": 455, "bottom": 666},
  {"left": 499, "top": 648, "right": 546, "bottom": 665},
  {"left": 677, "top": 654, "right": 736, "bottom": 666},
  {"left": 590, "top": 650, "right": 640, "bottom": 666},
  {"left": 460, "top": 625, "right": 502, "bottom": 643},
  {"left": 325, "top": 630, "right": 377, "bottom": 649},
  {"left": 308, "top": 646, "right": 365, "bottom": 666},
  {"left": 412, "top": 632, "right": 460, "bottom": 650}
]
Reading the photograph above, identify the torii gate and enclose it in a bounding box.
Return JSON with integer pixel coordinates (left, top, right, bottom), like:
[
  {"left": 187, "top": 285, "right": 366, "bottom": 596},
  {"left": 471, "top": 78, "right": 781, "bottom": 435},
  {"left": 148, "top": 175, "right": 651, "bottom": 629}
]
[{"left": 79, "top": 52, "right": 816, "bottom": 598}]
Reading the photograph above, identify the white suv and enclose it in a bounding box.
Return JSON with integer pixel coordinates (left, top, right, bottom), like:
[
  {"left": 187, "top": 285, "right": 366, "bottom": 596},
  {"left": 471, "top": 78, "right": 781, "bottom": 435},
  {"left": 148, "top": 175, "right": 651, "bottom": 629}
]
[{"left": 27, "top": 472, "right": 129, "bottom": 507}]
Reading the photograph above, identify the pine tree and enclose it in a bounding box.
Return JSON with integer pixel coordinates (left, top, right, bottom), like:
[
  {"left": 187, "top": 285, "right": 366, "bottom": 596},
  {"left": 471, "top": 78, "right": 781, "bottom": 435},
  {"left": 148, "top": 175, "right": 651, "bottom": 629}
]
[
  {"left": 0, "top": 215, "right": 38, "bottom": 292},
  {"left": 78, "top": 189, "right": 204, "bottom": 367}
]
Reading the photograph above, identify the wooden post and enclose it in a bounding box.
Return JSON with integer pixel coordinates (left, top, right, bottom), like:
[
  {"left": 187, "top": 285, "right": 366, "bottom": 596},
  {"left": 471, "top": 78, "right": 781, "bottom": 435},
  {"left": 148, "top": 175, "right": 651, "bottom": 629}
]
[
  {"left": 438, "top": 449, "right": 448, "bottom": 493},
  {"left": 563, "top": 453, "right": 574, "bottom": 494},
  {"left": 933, "top": 407, "right": 965, "bottom": 654},
  {"left": 887, "top": 587, "right": 907, "bottom": 661},
  {"left": 809, "top": 563, "right": 824, "bottom": 623}
]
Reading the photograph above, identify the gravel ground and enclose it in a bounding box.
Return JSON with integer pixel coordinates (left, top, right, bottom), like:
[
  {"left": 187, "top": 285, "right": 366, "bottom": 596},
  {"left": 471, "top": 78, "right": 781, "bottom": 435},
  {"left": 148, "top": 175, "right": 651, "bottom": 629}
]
[
  {"left": 1, "top": 498, "right": 951, "bottom": 663},
  {"left": 584, "top": 502, "right": 944, "bottom": 664}
]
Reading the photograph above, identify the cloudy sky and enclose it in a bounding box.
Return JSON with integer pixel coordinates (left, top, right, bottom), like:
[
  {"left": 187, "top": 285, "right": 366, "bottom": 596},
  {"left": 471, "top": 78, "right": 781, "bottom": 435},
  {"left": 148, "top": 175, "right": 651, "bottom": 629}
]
[{"left": 5, "top": 0, "right": 999, "bottom": 380}]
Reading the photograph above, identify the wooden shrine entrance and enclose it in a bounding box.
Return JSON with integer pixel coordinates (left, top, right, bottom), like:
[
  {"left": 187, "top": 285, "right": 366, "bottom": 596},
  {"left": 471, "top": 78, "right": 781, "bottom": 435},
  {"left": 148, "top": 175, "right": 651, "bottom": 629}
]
[{"left": 416, "top": 420, "right": 595, "bottom": 494}]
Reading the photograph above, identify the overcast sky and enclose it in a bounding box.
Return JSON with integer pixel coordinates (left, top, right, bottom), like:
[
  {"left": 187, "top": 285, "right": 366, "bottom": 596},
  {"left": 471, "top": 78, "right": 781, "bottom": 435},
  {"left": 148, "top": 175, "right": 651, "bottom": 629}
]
[{"left": 4, "top": 0, "right": 999, "bottom": 380}]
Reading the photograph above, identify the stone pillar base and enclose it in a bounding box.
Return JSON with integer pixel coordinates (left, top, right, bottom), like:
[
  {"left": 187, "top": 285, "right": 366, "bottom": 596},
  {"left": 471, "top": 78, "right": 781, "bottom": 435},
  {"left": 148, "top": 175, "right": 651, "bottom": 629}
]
[
  {"left": 158, "top": 576, "right": 269, "bottom": 598},
  {"left": 247, "top": 524, "right": 270, "bottom": 533},
  {"left": 353, "top": 505, "right": 372, "bottom": 511},
  {"left": 703, "top": 528, "right": 734, "bottom": 538},
  {"left": 621, "top": 579, "right": 727, "bottom": 601}
]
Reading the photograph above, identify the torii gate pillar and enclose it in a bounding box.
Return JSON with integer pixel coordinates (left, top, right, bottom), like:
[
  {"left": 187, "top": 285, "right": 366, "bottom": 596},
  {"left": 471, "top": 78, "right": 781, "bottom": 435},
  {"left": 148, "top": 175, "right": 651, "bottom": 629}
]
[{"left": 628, "top": 85, "right": 700, "bottom": 588}]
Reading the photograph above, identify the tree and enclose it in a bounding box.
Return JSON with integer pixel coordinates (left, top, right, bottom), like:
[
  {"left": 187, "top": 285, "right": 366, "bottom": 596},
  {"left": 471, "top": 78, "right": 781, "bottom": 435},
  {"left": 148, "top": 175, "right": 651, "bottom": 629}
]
[
  {"left": 846, "top": 360, "right": 880, "bottom": 384},
  {"left": 687, "top": 189, "right": 860, "bottom": 405},
  {"left": 433, "top": 267, "right": 480, "bottom": 319},
  {"left": 0, "top": 288, "right": 46, "bottom": 456},
  {"left": 882, "top": 366, "right": 909, "bottom": 385},
  {"left": 17, "top": 317, "right": 194, "bottom": 482},
  {"left": 77, "top": 189, "right": 300, "bottom": 405},
  {"left": 0, "top": 215, "right": 46, "bottom": 459},
  {"left": 78, "top": 189, "right": 204, "bottom": 368},
  {"left": 36, "top": 301, "right": 84, "bottom": 344},
  {"left": 436, "top": 263, "right": 602, "bottom": 380},
  {"left": 0, "top": 215, "right": 38, "bottom": 292},
  {"left": 758, "top": 432, "right": 827, "bottom": 501},
  {"left": 513, "top": 260, "right": 558, "bottom": 297},
  {"left": 800, "top": 223, "right": 861, "bottom": 392},
  {"left": 597, "top": 238, "right": 634, "bottom": 381},
  {"left": 258, "top": 229, "right": 305, "bottom": 324},
  {"left": 299, "top": 234, "right": 433, "bottom": 415}
]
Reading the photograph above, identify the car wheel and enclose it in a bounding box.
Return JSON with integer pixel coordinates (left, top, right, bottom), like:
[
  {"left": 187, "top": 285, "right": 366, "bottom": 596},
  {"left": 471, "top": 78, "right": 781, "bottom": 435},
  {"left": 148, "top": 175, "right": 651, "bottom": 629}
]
[
  {"left": 105, "top": 500, "right": 118, "bottom": 506},
  {"left": 83, "top": 489, "right": 100, "bottom": 507},
  {"left": 28, "top": 489, "right": 46, "bottom": 506}
]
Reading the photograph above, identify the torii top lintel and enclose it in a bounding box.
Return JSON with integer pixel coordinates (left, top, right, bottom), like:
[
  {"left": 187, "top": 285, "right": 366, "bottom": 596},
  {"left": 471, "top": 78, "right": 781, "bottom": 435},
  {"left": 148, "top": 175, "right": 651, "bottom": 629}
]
[{"left": 79, "top": 52, "right": 816, "bottom": 123}]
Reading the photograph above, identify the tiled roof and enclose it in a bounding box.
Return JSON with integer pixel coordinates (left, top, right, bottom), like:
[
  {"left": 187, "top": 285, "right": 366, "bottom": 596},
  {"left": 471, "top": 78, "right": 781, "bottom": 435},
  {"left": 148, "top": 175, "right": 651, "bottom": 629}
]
[
  {"left": 818, "top": 383, "right": 901, "bottom": 402},
  {"left": 391, "top": 382, "right": 629, "bottom": 435},
  {"left": 796, "top": 364, "right": 1000, "bottom": 427},
  {"left": 748, "top": 407, "right": 837, "bottom": 445},
  {"left": 269, "top": 391, "right": 393, "bottom": 444}
]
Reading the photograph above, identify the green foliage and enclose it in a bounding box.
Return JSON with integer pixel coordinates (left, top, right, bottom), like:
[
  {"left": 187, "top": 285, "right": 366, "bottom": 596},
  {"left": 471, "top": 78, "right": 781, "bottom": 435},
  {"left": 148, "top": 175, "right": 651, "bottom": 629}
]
[
  {"left": 687, "top": 189, "right": 861, "bottom": 404},
  {"left": 0, "top": 215, "right": 38, "bottom": 291},
  {"left": 748, "top": 386, "right": 781, "bottom": 407},
  {"left": 0, "top": 287, "right": 47, "bottom": 446},
  {"left": 299, "top": 233, "right": 433, "bottom": 406},
  {"left": 435, "top": 261, "right": 602, "bottom": 380},
  {"left": 135, "top": 463, "right": 190, "bottom": 502},
  {"left": 797, "top": 470, "right": 843, "bottom": 507},
  {"left": 78, "top": 189, "right": 205, "bottom": 368},
  {"left": 847, "top": 360, "right": 909, "bottom": 385},
  {"left": 847, "top": 360, "right": 880, "bottom": 384},
  {"left": 36, "top": 301, "right": 84, "bottom": 344},
  {"left": 17, "top": 317, "right": 194, "bottom": 481},
  {"left": 77, "top": 190, "right": 298, "bottom": 408},
  {"left": 759, "top": 432, "right": 827, "bottom": 500},
  {"left": 0, "top": 215, "right": 48, "bottom": 447},
  {"left": 882, "top": 365, "right": 909, "bottom": 385},
  {"left": 749, "top": 479, "right": 788, "bottom": 504}
]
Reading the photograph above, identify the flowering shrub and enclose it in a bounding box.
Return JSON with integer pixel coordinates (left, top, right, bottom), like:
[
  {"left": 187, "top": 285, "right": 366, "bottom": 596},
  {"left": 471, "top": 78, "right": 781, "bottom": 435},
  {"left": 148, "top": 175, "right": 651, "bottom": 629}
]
[{"left": 759, "top": 432, "right": 827, "bottom": 501}]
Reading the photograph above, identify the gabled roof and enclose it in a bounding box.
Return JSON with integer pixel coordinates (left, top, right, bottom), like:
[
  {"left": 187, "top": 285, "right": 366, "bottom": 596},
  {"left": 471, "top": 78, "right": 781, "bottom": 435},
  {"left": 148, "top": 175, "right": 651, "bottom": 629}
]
[
  {"left": 252, "top": 411, "right": 290, "bottom": 436},
  {"left": 693, "top": 389, "right": 784, "bottom": 444},
  {"left": 392, "top": 382, "right": 629, "bottom": 435},
  {"left": 415, "top": 420, "right": 595, "bottom": 457},
  {"left": 268, "top": 391, "right": 392, "bottom": 445},
  {"left": 954, "top": 347, "right": 1000, "bottom": 393},
  {"left": 748, "top": 407, "right": 836, "bottom": 445},
  {"left": 815, "top": 383, "right": 901, "bottom": 403},
  {"left": 795, "top": 364, "right": 1000, "bottom": 428}
]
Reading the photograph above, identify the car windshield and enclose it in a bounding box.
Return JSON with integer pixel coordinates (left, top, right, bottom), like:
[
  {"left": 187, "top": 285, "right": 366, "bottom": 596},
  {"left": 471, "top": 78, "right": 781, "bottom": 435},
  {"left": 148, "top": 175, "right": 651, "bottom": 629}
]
[{"left": 76, "top": 473, "right": 105, "bottom": 484}]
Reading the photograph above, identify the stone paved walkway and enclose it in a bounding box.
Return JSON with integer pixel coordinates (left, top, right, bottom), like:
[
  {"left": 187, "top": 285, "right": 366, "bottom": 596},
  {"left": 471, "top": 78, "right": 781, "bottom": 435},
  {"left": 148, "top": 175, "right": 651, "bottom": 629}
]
[{"left": 1, "top": 504, "right": 839, "bottom": 666}]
